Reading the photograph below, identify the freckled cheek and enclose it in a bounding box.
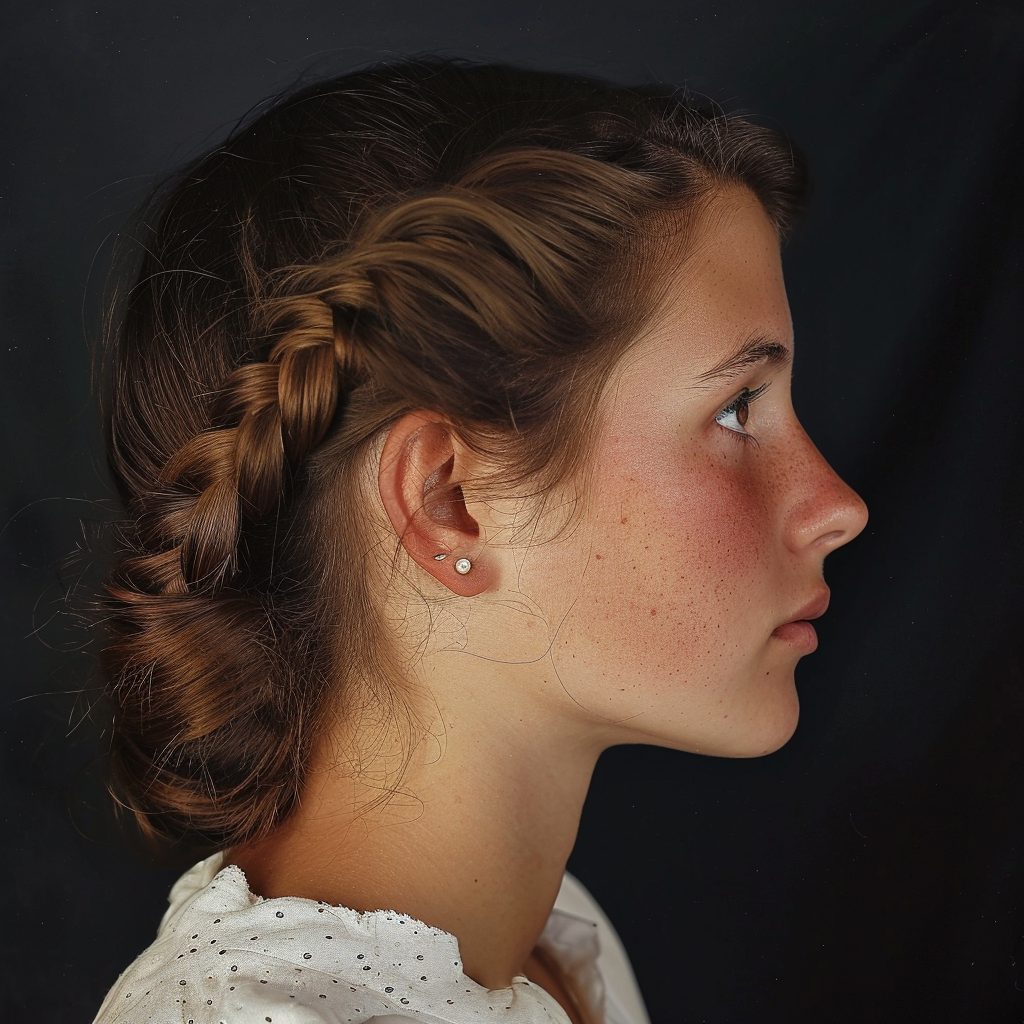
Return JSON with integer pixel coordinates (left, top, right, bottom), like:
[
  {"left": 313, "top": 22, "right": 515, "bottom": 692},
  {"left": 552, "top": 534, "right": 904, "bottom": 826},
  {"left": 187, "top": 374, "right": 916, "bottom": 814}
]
[
  {"left": 580, "top": 453, "right": 772, "bottom": 669},
  {"left": 666, "top": 458, "right": 772, "bottom": 581}
]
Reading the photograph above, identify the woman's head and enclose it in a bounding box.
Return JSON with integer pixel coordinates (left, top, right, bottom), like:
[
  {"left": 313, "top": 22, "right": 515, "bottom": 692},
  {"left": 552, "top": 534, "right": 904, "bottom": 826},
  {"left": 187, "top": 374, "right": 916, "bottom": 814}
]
[
  {"left": 499, "top": 188, "right": 867, "bottom": 760},
  {"left": 99, "top": 59, "right": 820, "bottom": 849}
]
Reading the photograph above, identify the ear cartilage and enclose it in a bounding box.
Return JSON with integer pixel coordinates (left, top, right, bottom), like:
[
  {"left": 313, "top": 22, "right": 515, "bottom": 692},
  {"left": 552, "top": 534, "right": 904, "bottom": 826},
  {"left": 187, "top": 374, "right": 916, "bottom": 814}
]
[
  {"left": 433, "top": 553, "right": 448, "bottom": 561},
  {"left": 454, "top": 557, "right": 473, "bottom": 575}
]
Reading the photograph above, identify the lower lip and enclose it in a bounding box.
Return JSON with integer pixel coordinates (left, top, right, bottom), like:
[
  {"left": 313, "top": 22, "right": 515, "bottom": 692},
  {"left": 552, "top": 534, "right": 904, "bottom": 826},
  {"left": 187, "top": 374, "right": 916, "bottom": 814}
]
[{"left": 771, "top": 620, "right": 819, "bottom": 652}]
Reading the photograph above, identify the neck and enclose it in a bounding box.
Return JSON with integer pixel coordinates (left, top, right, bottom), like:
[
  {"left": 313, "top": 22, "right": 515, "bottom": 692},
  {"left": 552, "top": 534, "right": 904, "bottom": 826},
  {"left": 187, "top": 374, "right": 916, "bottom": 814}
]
[{"left": 230, "top": 653, "right": 605, "bottom": 990}]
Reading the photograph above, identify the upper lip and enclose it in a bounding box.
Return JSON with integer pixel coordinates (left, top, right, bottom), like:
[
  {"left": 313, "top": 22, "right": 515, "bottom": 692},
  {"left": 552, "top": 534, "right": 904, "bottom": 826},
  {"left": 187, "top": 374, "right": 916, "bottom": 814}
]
[{"left": 786, "top": 589, "right": 830, "bottom": 624}]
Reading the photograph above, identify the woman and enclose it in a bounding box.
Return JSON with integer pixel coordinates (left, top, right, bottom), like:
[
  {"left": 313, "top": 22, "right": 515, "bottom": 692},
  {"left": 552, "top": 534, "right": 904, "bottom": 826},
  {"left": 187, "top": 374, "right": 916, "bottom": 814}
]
[{"left": 92, "top": 59, "right": 867, "bottom": 1024}]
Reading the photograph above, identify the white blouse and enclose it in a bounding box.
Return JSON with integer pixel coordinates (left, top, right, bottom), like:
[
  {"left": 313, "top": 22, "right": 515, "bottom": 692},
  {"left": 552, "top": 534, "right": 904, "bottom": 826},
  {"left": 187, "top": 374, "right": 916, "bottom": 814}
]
[{"left": 93, "top": 854, "right": 650, "bottom": 1024}]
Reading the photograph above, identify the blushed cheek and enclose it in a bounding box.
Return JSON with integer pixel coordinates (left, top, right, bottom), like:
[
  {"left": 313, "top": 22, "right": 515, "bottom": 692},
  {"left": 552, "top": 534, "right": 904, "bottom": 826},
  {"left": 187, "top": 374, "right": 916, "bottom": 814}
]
[{"left": 556, "top": 445, "right": 772, "bottom": 701}]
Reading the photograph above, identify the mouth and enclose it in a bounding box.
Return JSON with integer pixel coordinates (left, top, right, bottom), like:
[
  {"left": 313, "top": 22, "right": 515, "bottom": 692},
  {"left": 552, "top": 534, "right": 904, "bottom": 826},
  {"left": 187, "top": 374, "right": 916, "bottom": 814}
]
[{"left": 770, "top": 589, "right": 830, "bottom": 652}]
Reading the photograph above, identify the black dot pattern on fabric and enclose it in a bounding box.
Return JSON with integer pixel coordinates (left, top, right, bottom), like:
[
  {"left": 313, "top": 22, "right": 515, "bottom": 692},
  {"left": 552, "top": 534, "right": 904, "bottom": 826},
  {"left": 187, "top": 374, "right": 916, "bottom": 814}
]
[{"left": 90, "top": 853, "right": 624, "bottom": 1024}]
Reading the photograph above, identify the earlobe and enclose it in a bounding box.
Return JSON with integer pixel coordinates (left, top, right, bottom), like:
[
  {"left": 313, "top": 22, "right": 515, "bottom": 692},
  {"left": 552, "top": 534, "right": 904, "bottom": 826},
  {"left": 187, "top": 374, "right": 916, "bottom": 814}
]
[{"left": 378, "top": 412, "right": 490, "bottom": 596}]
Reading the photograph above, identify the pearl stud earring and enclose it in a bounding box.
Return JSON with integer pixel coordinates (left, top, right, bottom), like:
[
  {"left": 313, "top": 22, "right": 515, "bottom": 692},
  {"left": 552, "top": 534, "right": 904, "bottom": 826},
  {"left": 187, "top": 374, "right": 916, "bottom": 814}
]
[{"left": 434, "top": 553, "right": 472, "bottom": 575}]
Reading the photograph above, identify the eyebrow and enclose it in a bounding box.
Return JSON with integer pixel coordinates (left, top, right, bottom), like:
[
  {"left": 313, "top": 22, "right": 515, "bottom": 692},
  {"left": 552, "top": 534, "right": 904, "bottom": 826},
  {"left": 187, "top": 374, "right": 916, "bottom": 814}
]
[{"left": 694, "top": 335, "right": 792, "bottom": 386}]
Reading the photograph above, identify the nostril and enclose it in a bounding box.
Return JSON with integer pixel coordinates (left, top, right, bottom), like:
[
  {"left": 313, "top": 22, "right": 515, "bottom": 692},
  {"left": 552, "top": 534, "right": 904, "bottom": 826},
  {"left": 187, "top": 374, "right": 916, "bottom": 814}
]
[{"left": 816, "top": 529, "right": 848, "bottom": 547}]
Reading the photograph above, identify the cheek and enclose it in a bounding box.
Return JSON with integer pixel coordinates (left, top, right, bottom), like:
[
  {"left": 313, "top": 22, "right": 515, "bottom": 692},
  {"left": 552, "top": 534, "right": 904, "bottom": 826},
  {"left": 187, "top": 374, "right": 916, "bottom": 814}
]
[{"left": 557, "top": 436, "right": 774, "bottom": 696}]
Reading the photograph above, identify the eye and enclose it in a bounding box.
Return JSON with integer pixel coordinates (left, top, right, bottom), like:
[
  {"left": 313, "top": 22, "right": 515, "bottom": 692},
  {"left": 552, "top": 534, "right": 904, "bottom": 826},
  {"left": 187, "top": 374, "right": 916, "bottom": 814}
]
[{"left": 715, "top": 382, "right": 770, "bottom": 438}]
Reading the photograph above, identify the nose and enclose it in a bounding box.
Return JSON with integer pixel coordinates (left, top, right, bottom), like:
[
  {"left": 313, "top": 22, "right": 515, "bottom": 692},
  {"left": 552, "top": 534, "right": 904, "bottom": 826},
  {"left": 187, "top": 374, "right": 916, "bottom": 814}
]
[{"left": 782, "top": 426, "right": 868, "bottom": 556}]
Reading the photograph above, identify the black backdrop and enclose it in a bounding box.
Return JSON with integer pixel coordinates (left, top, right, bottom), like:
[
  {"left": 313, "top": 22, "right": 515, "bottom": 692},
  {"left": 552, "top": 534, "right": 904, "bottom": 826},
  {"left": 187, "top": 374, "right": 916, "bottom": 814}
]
[{"left": 2, "top": 2, "right": 1022, "bottom": 1022}]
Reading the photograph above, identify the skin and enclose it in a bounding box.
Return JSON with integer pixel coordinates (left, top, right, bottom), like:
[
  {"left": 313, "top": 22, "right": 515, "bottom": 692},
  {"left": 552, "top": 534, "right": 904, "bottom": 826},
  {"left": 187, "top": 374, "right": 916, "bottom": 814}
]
[{"left": 231, "top": 189, "right": 868, "bottom": 1014}]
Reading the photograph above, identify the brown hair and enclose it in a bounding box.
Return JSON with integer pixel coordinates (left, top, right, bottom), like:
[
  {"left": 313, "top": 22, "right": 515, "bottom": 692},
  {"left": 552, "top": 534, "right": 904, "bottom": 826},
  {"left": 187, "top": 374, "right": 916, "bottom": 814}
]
[{"left": 98, "top": 59, "right": 806, "bottom": 850}]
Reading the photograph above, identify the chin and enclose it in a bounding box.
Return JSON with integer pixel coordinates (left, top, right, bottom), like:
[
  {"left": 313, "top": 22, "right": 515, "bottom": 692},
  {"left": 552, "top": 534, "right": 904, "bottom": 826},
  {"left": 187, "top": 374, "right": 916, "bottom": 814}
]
[
  {"left": 614, "top": 672, "right": 802, "bottom": 757},
  {"left": 666, "top": 687, "right": 801, "bottom": 759},
  {"left": 726, "top": 689, "right": 801, "bottom": 758}
]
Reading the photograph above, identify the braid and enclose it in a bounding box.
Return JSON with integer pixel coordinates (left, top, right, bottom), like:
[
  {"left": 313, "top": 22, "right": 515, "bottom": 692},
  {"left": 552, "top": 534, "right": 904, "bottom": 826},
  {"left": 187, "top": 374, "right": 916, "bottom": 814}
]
[
  {"left": 103, "top": 277, "right": 359, "bottom": 843},
  {"left": 124, "top": 312, "right": 345, "bottom": 595}
]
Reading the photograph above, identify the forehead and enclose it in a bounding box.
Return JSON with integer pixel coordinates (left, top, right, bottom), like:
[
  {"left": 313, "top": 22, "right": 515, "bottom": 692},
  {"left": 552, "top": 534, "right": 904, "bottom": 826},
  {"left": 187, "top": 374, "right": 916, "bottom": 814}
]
[{"left": 616, "top": 190, "right": 793, "bottom": 386}]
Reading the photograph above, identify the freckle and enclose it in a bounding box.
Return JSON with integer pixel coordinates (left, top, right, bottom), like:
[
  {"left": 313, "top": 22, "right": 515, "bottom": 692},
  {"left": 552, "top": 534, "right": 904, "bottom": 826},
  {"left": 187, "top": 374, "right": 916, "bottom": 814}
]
[
  {"left": 620, "top": 516, "right": 628, "bottom": 524},
  {"left": 650, "top": 608, "right": 657, "bottom": 616}
]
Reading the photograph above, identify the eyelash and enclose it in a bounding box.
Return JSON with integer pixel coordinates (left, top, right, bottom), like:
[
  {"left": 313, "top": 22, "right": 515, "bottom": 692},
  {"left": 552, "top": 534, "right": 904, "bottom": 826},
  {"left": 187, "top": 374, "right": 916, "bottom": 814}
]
[{"left": 715, "top": 382, "right": 770, "bottom": 442}]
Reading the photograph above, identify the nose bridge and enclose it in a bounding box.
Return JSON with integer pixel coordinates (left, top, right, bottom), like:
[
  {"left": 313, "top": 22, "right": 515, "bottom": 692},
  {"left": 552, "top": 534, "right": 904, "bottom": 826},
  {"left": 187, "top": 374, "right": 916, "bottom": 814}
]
[{"left": 780, "top": 424, "right": 868, "bottom": 554}]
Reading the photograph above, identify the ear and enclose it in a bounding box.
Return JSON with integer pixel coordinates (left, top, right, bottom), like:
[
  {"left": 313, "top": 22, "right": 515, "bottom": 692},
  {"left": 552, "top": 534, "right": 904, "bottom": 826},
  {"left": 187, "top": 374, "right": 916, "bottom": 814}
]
[{"left": 378, "top": 412, "right": 492, "bottom": 596}]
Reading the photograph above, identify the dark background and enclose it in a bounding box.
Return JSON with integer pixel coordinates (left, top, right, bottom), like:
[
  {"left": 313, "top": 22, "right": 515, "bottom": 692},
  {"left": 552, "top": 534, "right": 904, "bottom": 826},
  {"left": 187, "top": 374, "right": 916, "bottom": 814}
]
[{"left": 2, "top": 1, "right": 1022, "bottom": 1022}]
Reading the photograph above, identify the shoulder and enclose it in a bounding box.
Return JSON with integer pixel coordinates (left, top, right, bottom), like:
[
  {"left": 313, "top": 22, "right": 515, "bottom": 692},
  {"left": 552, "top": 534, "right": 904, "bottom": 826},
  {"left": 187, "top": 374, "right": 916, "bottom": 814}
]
[{"left": 93, "top": 857, "right": 567, "bottom": 1024}]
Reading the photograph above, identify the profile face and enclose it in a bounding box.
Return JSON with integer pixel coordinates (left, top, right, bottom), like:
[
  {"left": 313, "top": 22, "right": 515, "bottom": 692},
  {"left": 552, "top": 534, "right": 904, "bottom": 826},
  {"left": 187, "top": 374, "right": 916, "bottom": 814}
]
[{"left": 518, "top": 189, "right": 868, "bottom": 758}]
